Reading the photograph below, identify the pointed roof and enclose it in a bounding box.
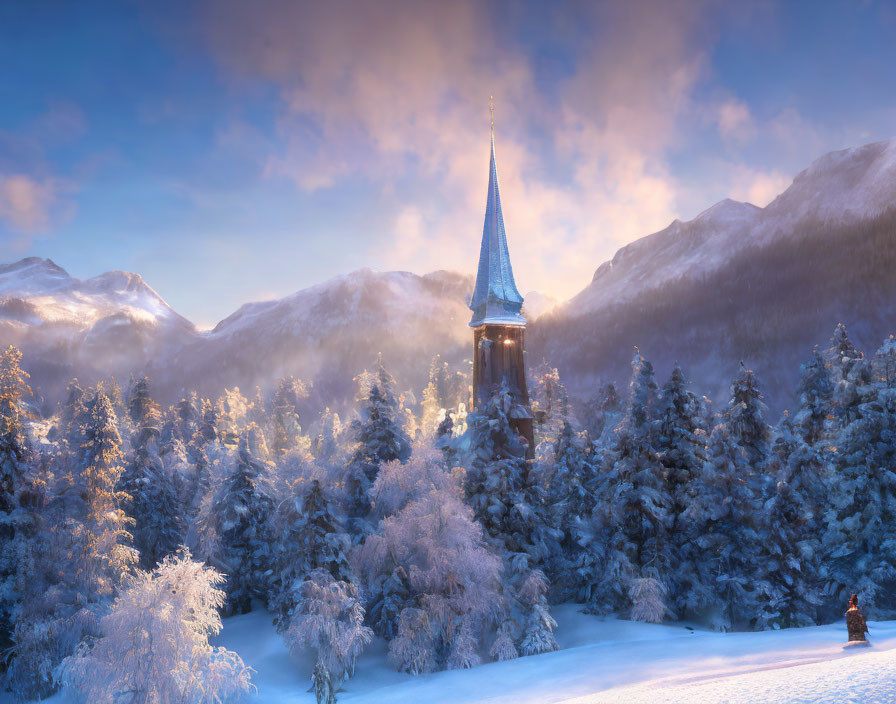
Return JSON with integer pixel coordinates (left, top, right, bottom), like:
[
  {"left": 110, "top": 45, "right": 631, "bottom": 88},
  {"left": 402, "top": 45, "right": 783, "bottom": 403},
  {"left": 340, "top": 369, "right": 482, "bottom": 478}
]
[{"left": 469, "top": 114, "right": 525, "bottom": 328}]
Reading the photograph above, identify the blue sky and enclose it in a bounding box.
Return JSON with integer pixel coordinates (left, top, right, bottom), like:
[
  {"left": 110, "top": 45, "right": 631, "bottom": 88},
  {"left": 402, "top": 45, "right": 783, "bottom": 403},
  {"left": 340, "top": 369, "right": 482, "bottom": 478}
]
[{"left": 1, "top": 0, "right": 895, "bottom": 327}]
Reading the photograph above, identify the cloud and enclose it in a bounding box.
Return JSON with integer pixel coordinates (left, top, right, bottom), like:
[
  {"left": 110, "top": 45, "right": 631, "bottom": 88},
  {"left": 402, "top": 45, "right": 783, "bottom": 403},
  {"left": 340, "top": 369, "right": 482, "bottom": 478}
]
[
  {"left": 192, "top": 0, "right": 814, "bottom": 302},
  {"left": 717, "top": 99, "right": 756, "bottom": 144},
  {"left": 0, "top": 173, "right": 59, "bottom": 237},
  {"left": 728, "top": 166, "right": 792, "bottom": 207}
]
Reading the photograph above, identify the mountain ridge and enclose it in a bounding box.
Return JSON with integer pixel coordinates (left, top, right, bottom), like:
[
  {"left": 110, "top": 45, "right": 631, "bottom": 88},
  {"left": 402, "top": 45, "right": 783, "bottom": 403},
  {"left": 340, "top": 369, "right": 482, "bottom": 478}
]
[{"left": 3, "top": 136, "right": 896, "bottom": 413}]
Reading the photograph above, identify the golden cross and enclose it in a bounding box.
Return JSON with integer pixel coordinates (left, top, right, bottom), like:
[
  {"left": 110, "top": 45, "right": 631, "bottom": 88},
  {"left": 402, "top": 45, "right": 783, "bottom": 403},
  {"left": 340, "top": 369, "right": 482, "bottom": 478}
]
[{"left": 490, "top": 95, "right": 494, "bottom": 137}]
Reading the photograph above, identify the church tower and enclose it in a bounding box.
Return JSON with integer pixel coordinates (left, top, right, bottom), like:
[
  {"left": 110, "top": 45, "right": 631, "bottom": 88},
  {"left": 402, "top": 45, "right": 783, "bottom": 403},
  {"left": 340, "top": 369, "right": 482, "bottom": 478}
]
[{"left": 469, "top": 100, "right": 535, "bottom": 456}]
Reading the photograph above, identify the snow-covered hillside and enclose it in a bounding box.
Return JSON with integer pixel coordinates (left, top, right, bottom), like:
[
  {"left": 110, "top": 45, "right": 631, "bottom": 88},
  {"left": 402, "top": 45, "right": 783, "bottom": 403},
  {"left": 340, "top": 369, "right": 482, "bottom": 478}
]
[
  {"left": 532, "top": 137, "right": 896, "bottom": 412},
  {"left": 4, "top": 137, "right": 896, "bottom": 412},
  {"left": 165, "top": 268, "right": 475, "bottom": 409},
  {"left": 568, "top": 138, "right": 896, "bottom": 317},
  {"left": 145, "top": 607, "right": 896, "bottom": 703},
  {"left": 7, "top": 605, "right": 892, "bottom": 704},
  {"left": 0, "top": 257, "right": 191, "bottom": 329}
]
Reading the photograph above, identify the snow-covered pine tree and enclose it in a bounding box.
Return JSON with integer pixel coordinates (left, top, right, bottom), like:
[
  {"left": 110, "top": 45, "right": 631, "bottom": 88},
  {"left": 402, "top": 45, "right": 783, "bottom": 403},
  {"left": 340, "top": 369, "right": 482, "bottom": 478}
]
[
  {"left": 822, "top": 339, "right": 896, "bottom": 617},
  {"left": 825, "top": 323, "right": 872, "bottom": 427},
  {"left": 792, "top": 347, "right": 834, "bottom": 445},
  {"left": 580, "top": 382, "right": 623, "bottom": 446},
  {"left": 0, "top": 346, "right": 32, "bottom": 655},
  {"left": 754, "top": 415, "right": 824, "bottom": 629},
  {"left": 465, "top": 381, "right": 529, "bottom": 542},
  {"left": 199, "top": 398, "right": 220, "bottom": 443},
  {"left": 594, "top": 350, "right": 671, "bottom": 618},
  {"left": 516, "top": 570, "right": 558, "bottom": 655},
  {"left": 345, "top": 359, "right": 411, "bottom": 520},
  {"left": 420, "top": 354, "right": 450, "bottom": 438},
  {"left": 312, "top": 407, "right": 344, "bottom": 464},
  {"left": 59, "top": 378, "right": 90, "bottom": 453},
  {"left": 76, "top": 391, "right": 139, "bottom": 600},
  {"left": 680, "top": 365, "right": 770, "bottom": 629},
  {"left": 543, "top": 420, "right": 598, "bottom": 601},
  {"left": 270, "top": 376, "right": 309, "bottom": 456},
  {"left": 212, "top": 424, "right": 276, "bottom": 614},
  {"left": 57, "top": 549, "right": 251, "bottom": 704},
  {"left": 271, "top": 477, "right": 354, "bottom": 627},
  {"left": 174, "top": 392, "right": 200, "bottom": 442},
  {"left": 530, "top": 363, "right": 570, "bottom": 444},
  {"left": 120, "top": 376, "right": 182, "bottom": 570},
  {"left": 655, "top": 364, "right": 707, "bottom": 616}
]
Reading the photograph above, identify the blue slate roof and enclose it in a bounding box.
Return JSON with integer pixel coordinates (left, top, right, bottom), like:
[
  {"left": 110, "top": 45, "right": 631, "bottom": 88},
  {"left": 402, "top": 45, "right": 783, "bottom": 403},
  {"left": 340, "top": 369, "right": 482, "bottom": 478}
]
[{"left": 469, "top": 132, "right": 525, "bottom": 327}]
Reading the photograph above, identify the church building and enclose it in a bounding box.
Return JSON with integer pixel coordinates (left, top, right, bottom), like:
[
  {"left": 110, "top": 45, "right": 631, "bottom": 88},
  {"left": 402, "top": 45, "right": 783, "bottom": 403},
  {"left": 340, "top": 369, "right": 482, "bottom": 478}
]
[{"left": 469, "top": 103, "right": 535, "bottom": 457}]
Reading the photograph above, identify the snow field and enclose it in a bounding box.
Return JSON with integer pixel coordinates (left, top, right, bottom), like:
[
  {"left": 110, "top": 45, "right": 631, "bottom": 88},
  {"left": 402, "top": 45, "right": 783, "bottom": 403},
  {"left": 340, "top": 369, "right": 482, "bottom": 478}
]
[{"left": 213, "top": 605, "right": 896, "bottom": 704}]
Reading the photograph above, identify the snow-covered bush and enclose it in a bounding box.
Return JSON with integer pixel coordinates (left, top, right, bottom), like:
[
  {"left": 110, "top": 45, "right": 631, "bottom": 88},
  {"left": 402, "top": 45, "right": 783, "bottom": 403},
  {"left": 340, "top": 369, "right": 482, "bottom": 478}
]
[
  {"left": 355, "top": 486, "right": 503, "bottom": 673},
  {"left": 282, "top": 568, "right": 372, "bottom": 689},
  {"left": 371, "top": 442, "right": 456, "bottom": 518},
  {"left": 629, "top": 577, "right": 670, "bottom": 623},
  {"left": 57, "top": 549, "right": 252, "bottom": 704}
]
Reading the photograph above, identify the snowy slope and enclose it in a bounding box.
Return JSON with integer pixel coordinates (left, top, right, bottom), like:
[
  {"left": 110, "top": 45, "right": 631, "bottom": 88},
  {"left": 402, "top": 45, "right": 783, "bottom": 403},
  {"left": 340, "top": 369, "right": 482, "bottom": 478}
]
[
  {"left": 0, "top": 257, "right": 191, "bottom": 329},
  {"left": 0, "top": 258, "right": 196, "bottom": 408},
  {"left": 567, "top": 138, "right": 896, "bottom": 317},
  {"left": 6, "top": 605, "right": 894, "bottom": 704},
  {"left": 532, "top": 137, "right": 896, "bottom": 412},
  {"left": 216, "top": 606, "right": 896, "bottom": 704},
  {"left": 162, "top": 268, "right": 475, "bottom": 408}
]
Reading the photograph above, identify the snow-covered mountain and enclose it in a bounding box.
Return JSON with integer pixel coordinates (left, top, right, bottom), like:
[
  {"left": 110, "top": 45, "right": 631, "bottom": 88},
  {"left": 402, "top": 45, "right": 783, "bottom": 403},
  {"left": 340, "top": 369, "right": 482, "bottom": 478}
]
[
  {"left": 0, "top": 259, "right": 476, "bottom": 410},
  {"left": 0, "top": 257, "right": 195, "bottom": 406},
  {"left": 162, "top": 268, "right": 474, "bottom": 410},
  {"left": 4, "top": 137, "right": 896, "bottom": 414},
  {"left": 531, "top": 137, "right": 896, "bottom": 412}
]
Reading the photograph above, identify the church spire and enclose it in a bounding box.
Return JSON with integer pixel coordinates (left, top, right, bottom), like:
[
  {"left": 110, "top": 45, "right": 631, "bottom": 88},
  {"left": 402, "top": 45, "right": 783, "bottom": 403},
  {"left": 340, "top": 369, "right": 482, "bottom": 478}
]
[{"left": 469, "top": 97, "right": 525, "bottom": 328}]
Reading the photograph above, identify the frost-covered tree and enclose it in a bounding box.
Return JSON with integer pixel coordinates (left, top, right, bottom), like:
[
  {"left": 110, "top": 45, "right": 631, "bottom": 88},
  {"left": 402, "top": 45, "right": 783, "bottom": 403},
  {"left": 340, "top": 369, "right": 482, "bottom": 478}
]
[
  {"left": 629, "top": 577, "right": 670, "bottom": 623},
  {"left": 594, "top": 351, "right": 671, "bottom": 617},
  {"left": 655, "top": 364, "right": 707, "bottom": 615},
  {"left": 420, "top": 355, "right": 451, "bottom": 438},
  {"left": 312, "top": 407, "right": 344, "bottom": 464},
  {"left": 822, "top": 344, "right": 896, "bottom": 618},
  {"left": 120, "top": 376, "right": 182, "bottom": 569},
  {"left": 345, "top": 360, "right": 411, "bottom": 519},
  {"left": 516, "top": 570, "right": 558, "bottom": 655},
  {"left": 271, "top": 478, "right": 354, "bottom": 626},
  {"left": 679, "top": 366, "right": 770, "bottom": 630},
  {"left": 0, "top": 346, "right": 32, "bottom": 656},
  {"left": 217, "top": 387, "right": 250, "bottom": 446},
  {"left": 57, "top": 549, "right": 251, "bottom": 704},
  {"left": 355, "top": 487, "right": 503, "bottom": 673},
  {"left": 282, "top": 568, "right": 372, "bottom": 693},
  {"left": 792, "top": 347, "right": 834, "bottom": 445},
  {"left": 755, "top": 417, "right": 825, "bottom": 629},
  {"left": 212, "top": 425, "right": 276, "bottom": 614},
  {"left": 530, "top": 364, "right": 570, "bottom": 444},
  {"left": 371, "top": 443, "right": 456, "bottom": 519},
  {"left": 825, "top": 324, "right": 872, "bottom": 427}
]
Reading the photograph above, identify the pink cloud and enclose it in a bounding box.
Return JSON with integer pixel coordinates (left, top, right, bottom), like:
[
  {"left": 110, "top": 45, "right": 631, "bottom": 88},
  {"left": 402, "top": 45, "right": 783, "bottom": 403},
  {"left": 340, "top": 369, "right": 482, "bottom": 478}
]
[
  {"left": 0, "top": 173, "right": 58, "bottom": 236},
  {"left": 192, "top": 0, "right": 819, "bottom": 302}
]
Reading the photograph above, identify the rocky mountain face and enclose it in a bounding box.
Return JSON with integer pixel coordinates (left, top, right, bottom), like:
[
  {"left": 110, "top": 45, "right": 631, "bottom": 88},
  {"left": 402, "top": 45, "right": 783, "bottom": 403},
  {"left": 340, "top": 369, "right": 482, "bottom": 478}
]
[
  {"left": 3, "top": 137, "right": 896, "bottom": 417},
  {"left": 530, "top": 138, "right": 896, "bottom": 414}
]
